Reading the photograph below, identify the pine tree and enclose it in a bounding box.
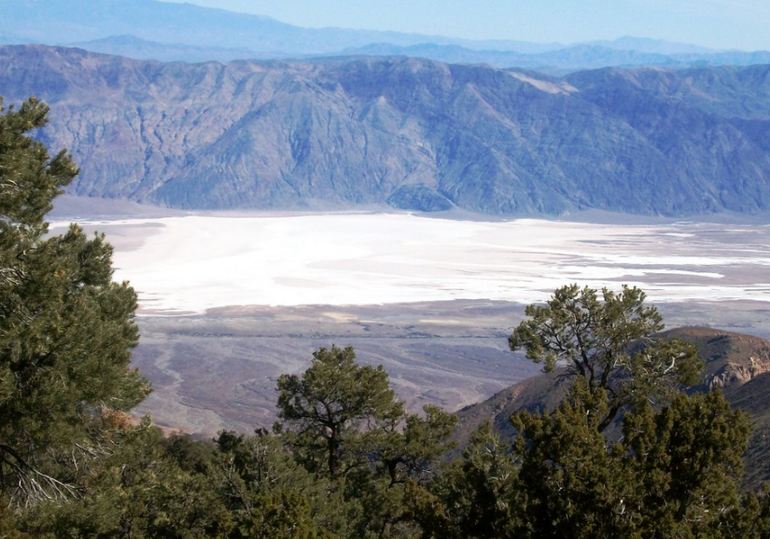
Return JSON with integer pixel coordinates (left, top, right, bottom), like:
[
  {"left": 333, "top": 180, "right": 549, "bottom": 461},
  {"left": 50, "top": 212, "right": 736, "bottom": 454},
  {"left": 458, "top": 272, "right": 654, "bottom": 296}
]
[
  {"left": 275, "top": 345, "right": 404, "bottom": 479},
  {"left": 275, "top": 345, "right": 456, "bottom": 537},
  {"left": 509, "top": 284, "right": 702, "bottom": 430},
  {"left": 0, "top": 97, "right": 149, "bottom": 506}
]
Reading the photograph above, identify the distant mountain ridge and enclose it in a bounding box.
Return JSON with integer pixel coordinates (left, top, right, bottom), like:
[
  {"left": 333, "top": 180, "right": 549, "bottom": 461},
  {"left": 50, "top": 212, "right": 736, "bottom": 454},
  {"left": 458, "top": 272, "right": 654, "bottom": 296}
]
[
  {"left": 1, "top": 0, "right": 769, "bottom": 71},
  {"left": 0, "top": 0, "right": 562, "bottom": 56},
  {"left": 68, "top": 35, "right": 272, "bottom": 64},
  {"left": 342, "top": 42, "right": 770, "bottom": 73},
  {"left": 1, "top": 45, "right": 770, "bottom": 215},
  {"left": 68, "top": 35, "right": 762, "bottom": 73}
]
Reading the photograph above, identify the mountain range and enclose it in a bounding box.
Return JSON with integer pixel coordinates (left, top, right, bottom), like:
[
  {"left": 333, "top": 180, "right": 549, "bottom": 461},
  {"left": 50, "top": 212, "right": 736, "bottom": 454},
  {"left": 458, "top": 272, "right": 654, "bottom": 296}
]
[
  {"left": 65, "top": 35, "right": 770, "bottom": 73},
  {"left": 58, "top": 36, "right": 592, "bottom": 68},
  {"left": 2, "top": 0, "right": 770, "bottom": 72},
  {"left": 0, "top": 0, "right": 560, "bottom": 57},
  {"left": 2, "top": 45, "right": 770, "bottom": 215}
]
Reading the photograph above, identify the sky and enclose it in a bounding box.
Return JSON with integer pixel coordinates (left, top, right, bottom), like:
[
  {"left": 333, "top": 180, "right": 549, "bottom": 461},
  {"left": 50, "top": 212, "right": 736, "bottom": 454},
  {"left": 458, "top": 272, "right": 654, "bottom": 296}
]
[{"left": 164, "top": 0, "right": 770, "bottom": 50}]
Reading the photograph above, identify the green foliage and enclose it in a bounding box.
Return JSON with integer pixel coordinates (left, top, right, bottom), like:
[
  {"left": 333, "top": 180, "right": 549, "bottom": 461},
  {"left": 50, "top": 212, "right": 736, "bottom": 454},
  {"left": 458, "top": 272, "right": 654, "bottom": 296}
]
[
  {"left": 343, "top": 405, "right": 457, "bottom": 538},
  {"left": 0, "top": 499, "right": 29, "bottom": 538},
  {"left": 509, "top": 284, "right": 702, "bottom": 429},
  {"left": 214, "top": 430, "right": 352, "bottom": 538},
  {"left": 276, "top": 345, "right": 458, "bottom": 537},
  {"left": 621, "top": 390, "right": 751, "bottom": 536},
  {"left": 0, "top": 97, "right": 78, "bottom": 227},
  {"left": 374, "top": 404, "right": 457, "bottom": 486},
  {"left": 21, "top": 420, "right": 232, "bottom": 538},
  {"left": 510, "top": 380, "right": 634, "bottom": 537},
  {"left": 276, "top": 345, "right": 404, "bottom": 479},
  {"left": 425, "top": 424, "right": 522, "bottom": 538},
  {"left": 726, "top": 486, "right": 770, "bottom": 538},
  {"left": 430, "top": 384, "right": 761, "bottom": 538},
  {"left": 0, "top": 97, "right": 149, "bottom": 507}
]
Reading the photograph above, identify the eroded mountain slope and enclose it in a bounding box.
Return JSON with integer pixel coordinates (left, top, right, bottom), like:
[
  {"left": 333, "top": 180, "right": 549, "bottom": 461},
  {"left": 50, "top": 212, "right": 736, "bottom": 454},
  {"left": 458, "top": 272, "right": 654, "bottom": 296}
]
[{"left": 1, "top": 45, "right": 770, "bottom": 214}]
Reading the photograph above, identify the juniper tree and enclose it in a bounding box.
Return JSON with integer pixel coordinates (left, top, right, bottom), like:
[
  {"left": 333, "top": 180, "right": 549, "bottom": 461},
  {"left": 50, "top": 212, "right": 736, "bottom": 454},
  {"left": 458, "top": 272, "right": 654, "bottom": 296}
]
[
  {"left": 427, "top": 381, "right": 760, "bottom": 538},
  {"left": 512, "top": 385, "right": 754, "bottom": 537},
  {"left": 620, "top": 390, "right": 752, "bottom": 536}
]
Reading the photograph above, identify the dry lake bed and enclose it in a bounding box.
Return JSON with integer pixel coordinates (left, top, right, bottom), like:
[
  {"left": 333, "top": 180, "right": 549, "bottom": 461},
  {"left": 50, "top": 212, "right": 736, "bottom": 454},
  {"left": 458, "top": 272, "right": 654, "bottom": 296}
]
[{"left": 51, "top": 210, "right": 770, "bottom": 434}]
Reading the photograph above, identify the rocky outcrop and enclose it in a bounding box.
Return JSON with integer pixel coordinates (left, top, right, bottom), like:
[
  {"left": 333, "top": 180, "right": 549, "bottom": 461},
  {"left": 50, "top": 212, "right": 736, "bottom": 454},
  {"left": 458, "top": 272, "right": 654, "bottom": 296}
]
[
  {"left": 1, "top": 45, "right": 770, "bottom": 215},
  {"left": 707, "top": 356, "right": 770, "bottom": 390},
  {"left": 675, "top": 330, "right": 770, "bottom": 390}
]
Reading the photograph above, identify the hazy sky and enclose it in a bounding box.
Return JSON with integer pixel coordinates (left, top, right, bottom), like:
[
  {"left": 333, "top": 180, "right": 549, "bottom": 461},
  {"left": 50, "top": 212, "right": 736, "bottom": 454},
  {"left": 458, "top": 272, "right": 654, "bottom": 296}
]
[{"left": 164, "top": 0, "right": 770, "bottom": 50}]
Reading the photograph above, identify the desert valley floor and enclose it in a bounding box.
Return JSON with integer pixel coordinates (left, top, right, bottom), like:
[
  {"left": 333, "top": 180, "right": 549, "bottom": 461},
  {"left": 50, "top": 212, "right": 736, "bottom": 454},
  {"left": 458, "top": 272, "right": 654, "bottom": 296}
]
[{"left": 51, "top": 207, "right": 770, "bottom": 434}]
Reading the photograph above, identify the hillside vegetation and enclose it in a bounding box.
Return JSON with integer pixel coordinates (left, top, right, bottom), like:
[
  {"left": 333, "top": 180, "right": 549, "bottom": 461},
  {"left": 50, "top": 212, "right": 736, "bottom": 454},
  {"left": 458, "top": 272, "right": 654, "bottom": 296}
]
[{"left": 457, "top": 326, "right": 770, "bottom": 488}]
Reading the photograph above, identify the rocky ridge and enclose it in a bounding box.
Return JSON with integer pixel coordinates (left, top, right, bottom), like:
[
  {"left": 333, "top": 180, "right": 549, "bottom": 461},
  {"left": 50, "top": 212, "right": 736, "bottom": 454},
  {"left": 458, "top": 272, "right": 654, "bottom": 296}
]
[{"left": 1, "top": 45, "right": 770, "bottom": 215}]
